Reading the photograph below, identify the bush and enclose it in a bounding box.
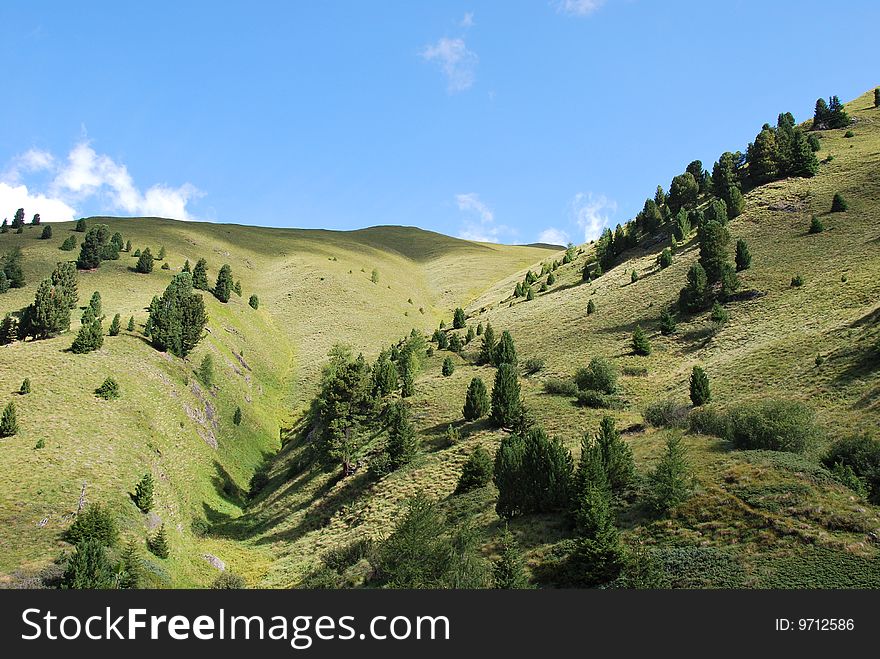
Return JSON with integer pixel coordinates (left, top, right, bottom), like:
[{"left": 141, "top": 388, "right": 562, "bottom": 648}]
[
  {"left": 809, "top": 216, "right": 824, "bottom": 234},
  {"left": 456, "top": 446, "right": 493, "bottom": 494},
  {"left": 574, "top": 356, "right": 617, "bottom": 394},
  {"left": 523, "top": 357, "right": 545, "bottom": 375},
  {"left": 64, "top": 504, "right": 118, "bottom": 547},
  {"left": 687, "top": 406, "right": 731, "bottom": 438},
  {"left": 19, "top": 378, "right": 31, "bottom": 395},
  {"left": 728, "top": 399, "right": 819, "bottom": 453},
  {"left": 40, "top": 225, "right": 52, "bottom": 240},
  {"left": 576, "top": 390, "right": 613, "bottom": 409},
  {"left": 831, "top": 193, "right": 848, "bottom": 212},
  {"left": 211, "top": 573, "right": 246, "bottom": 589},
  {"left": 248, "top": 294, "right": 259, "bottom": 310},
  {"left": 643, "top": 399, "right": 689, "bottom": 429},
  {"left": 95, "top": 377, "right": 120, "bottom": 400},
  {"left": 544, "top": 377, "right": 579, "bottom": 397},
  {"left": 823, "top": 435, "right": 880, "bottom": 502},
  {"left": 844, "top": 130, "right": 854, "bottom": 138},
  {"left": 442, "top": 356, "right": 455, "bottom": 377},
  {"left": 791, "top": 274, "right": 804, "bottom": 287}
]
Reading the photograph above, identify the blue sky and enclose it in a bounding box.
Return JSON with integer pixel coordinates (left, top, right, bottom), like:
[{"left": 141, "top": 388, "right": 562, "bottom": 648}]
[{"left": 1, "top": 1, "right": 878, "bottom": 245}]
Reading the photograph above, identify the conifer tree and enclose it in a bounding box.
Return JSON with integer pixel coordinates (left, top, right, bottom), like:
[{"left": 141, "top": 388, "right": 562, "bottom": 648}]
[
  {"left": 77, "top": 224, "right": 110, "bottom": 270},
  {"left": 2, "top": 247, "right": 26, "bottom": 288},
  {"left": 192, "top": 258, "right": 209, "bottom": 289},
  {"left": 648, "top": 435, "right": 693, "bottom": 514},
  {"left": 658, "top": 247, "right": 673, "bottom": 269},
  {"left": 788, "top": 130, "right": 819, "bottom": 178},
  {"left": 453, "top": 307, "right": 466, "bottom": 329},
  {"left": 587, "top": 299, "right": 596, "bottom": 315},
  {"left": 547, "top": 272, "right": 556, "bottom": 285},
  {"left": 386, "top": 401, "right": 418, "bottom": 469},
  {"left": 50, "top": 261, "right": 79, "bottom": 309},
  {"left": 493, "top": 330, "right": 517, "bottom": 367},
  {"left": 698, "top": 220, "right": 732, "bottom": 284},
  {"left": 0, "top": 314, "right": 18, "bottom": 345},
  {"left": 711, "top": 301, "right": 729, "bottom": 325},
  {"left": 476, "top": 322, "right": 483, "bottom": 336},
  {"left": 569, "top": 485, "right": 625, "bottom": 587},
  {"left": 233, "top": 406, "right": 242, "bottom": 426},
  {"left": 491, "top": 364, "right": 521, "bottom": 429},
  {"left": 726, "top": 185, "right": 745, "bottom": 219},
  {"left": 75, "top": 218, "right": 87, "bottom": 232},
  {"left": 492, "top": 526, "right": 529, "bottom": 589},
  {"left": 659, "top": 307, "right": 677, "bottom": 336},
  {"left": 582, "top": 262, "right": 592, "bottom": 282},
  {"left": 214, "top": 264, "right": 233, "bottom": 302},
  {"left": 95, "top": 377, "right": 120, "bottom": 400},
  {"left": 463, "top": 377, "right": 490, "bottom": 421},
  {"left": 831, "top": 193, "right": 848, "bottom": 212},
  {"left": 25, "top": 278, "right": 71, "bottom": 339},
  {"left": 70, "top": 317, "right": 103, "bottom": 353},
  {"left": 735, "top": 238, "right": 751, "bottom": 271},
  {"left": 125, "top": 239, "right": 132, "bottom": 252},
  {"left": 182, "top": 259, "right": 191, "bottom": 273},
  {"left": 442, "top": 356, "right": 455, "bottom": 376},
  {"left": 61, "top": 540, "right": 115, "bottom": 589},
  {"left": 248, "top": 294, "right": 259, "bottom": 309},
  {"left": 400, "top": 352, "right": 416, "bottom": 398},
  {"left": 436, "top": 330, "right": 449, "bottom": 350},
  {"left": 40, "top": 224, "right": 52, "bottom": 240},
  {"left": 127, "top": 316, "right": 135, "bottom": 332},
  {"left": 0, "top": 271, "right": 7, "bottom": 294},
  {"left": 630, "top": 270, "right": 639, "bottom": 283},
  {"left": 875, "top": 88, "right": 880, "bottom": 108},
  {"left": 119, "top": 540, "right": 144, "bottom": 589},
  {"left": 108, "top": 313, "right": 121, "bottom": 336},
  {"left": 133, "top": 473, "right": 155, "bottom": 513},
  {"left": 689, "top": 366, "right": 711, "bottom": 406},
  {"left": 148, "top": 525, "right": 170, "bottom": 559},
  {"left": 448, "top": 333, "right": 462, "bottom": 353},
  {"left": 809, "top": 216, "right": 824, "bottom": 234},
  {"left": 89, "top": 291, "right": 102, "bottom": 318},
  {"left": 135, "top": 247, "right": 154, "bottom": 274},
  {"left": 19, "top": 378, "right": 30, "bottom": 395},
  {"left": 672, "top": 207, "right": 691, "bottom": 241},
  {"left": 0, "top": 219, "right": 7, "bottom": 233},
  {"left": 157, "top": 245, "right": 166, "bottom": 260},
  {"left": 148, "top": 273, "right": 207, "bottom": 357},
  {"left": 631, "top": 325, "right": 651, "bottom": 356},
  {"left": 197, "top": 354, "right": 214, "bottom": 388},
  {"left": 525, "top": 286, "right": 535, "bottom": 301},
  {"left": 595, "top": 415, "right": 634, "bottom": 493},
  {"left": 233, "top": 280, "right": 242, "bottom": 296},
  {"left": 133, "top": 248, "right": 141, "bottom": 257},
  {"left": 466, "top": 325, "right": 475, "bottom": 343},
  {"left": 479, "top": 322, "right": 496, "bottom": 365},
  {"left": 668, "top": 172, "right": 699, "bottom": 213},
  {"left": 0, "top": 401, "right": 18, "bottom": 437},
  {"left": 705, "top": 198, "right": 728, "bottom": 225},
  {"left": 747, "top": 125, "right": 780, "bottom": 184},
  {"left": 456, "top": 446, "right": 494, "bottom": 493}
]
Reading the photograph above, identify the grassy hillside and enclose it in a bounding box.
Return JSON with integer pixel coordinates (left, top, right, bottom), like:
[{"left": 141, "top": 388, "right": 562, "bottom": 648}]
[
  {"left": 0, "top": 218, "right": 553, "bottom": 585},
  {"left": 228, "top": 88, "right": 880, "bottom": 588}
]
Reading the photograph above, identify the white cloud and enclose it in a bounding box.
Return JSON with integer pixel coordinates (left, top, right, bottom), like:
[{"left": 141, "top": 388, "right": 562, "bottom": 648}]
[
  {"left": 421, "top": 37, "right": 478, "bottom": 93},
  {"left": 455, "top": 192, "right": 511, "bottom": 243},
  {"left": 0, "top": 142, "right": 201, "bottom": 222},
  {"left": 537, "top": 227, "right": 569, "bottom": 246},
  {"left": 556, "top": 0, "right": 605, "bottom": 17},
  {"left": 570, "top": 192, "right": 616, "bottom": 241},
  {"left": 460, "top": 12, "right": 475, "bottom": 28},
  {"left": 0, "top": 182, "right": 78, "bottom": 223}
]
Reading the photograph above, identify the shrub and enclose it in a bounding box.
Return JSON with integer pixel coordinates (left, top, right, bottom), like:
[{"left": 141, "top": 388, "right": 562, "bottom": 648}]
[
  {"left": 95, "top": 377, "right": 120, "bottom": 400},
  {"left": 791, "top": 274, "right": 804, "bottom": 287},
  {"left": 523, "top": 357, "right": 545, "bottom": 375},
  {"left": 248, "top": 294, "right": 259, "bottom": 309},
  {"left": 658, "top": 248, "right": 673, "bottom": 269},
  {"left": 442, "top": 356, "right": 455, "bottom": 377},
  {"left": 19, "top": 378, "right": 31, "bottom": 395},
  {"left": 0, "top": 401, "right": 18, "bottom": 437},
  {"left": 574, "top": 356, "right": 617, "bottom": 394},
  {"left": 630, "top": 270, "right": 639, "bottom": 283},
  {"left": 456, "top": 446, "right": 493, "bottom": 494},
  {"left": 133, "top": 473, "right": 155, "bottom": 512},
  {"left": 809, "top": 216, "right": 824, "bottom": 234},
  {"left": 687, "top": 405, "right": 731, "bottom": 438},
  {"left": 823, "top": 435, "right": 880, "bottom": 502},
  {"left": 844, "top": 130, "right": 854, "bottom": 138},
  {"left": 64, "top": 504, "right": 118, "bottom": 547},
  {"left": 211, "top": 573, "right": 246, "bottom": 589},
  {"left": 462, "top": 377, "right": 490, "bottom": 421},
  {"left": 643, "top": 399, "right": 689, "bottom": 428},
  {"left": 60, "top": 236, "right": 77, "bottom": 251},
  {"left": 830, "top": 193, "right": 848, "bottom": 212},
  {"left": 689, "top": 366, "right": 711, "bottom": 406},
  {"left": 233, "top": 406, "right": 242, "bottom": 425},
  {"left": 197, "top": 354, "right": 214, "bottom": 388},
  {"left": 40, "top": 225, "right": 52, "bottom": 240},
  {"left": 587, "top": 299, "right": 596, "bottom": 315},
  {"left": 161, "top": 262, "right": 170, "bottom": 270},
  {"left": 728, "top": 399, "right": 819, "bottom": 453},
  {"left": 631, "top": 325, "right": 651, "bottom": 356},
  {"left": 148, "top": 525, "right": 170, "bottom": 558},
  {"left": 544, "top": 377, "right": 578, "bottom": 397},
  {"left": 576, "top": 390, "right": 613, "bottom": 409}
]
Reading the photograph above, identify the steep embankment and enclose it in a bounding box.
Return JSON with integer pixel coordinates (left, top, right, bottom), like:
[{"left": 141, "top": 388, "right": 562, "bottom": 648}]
[
  {"left": 239, "top": 89, "right": 880, "bottom": 588},
  {"left": 0, "top": 218, "right": 555, "bottom": 585}
]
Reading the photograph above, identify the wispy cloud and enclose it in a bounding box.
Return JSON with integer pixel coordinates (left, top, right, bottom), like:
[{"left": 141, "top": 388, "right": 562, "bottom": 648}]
[
  {"left": 555, "top": 0, "right": 605, "bottom": 17},
  {"left": 460, "top": 12, "right": 475, "bottom": 28},
  {"left": 455, "top": 193, "right": 511, "bottom": 243},
  {"left": 537, "top": 227, "right": 570, "bottom": 246},
  {"left": 0, "top": 142, "right": 201, "bottom": 222},
  {"left": 421, "top": 37, "right": 478, "bottom": 93},
  {"left": 569, "top": 192, "right": 616, "bottom": 241}
]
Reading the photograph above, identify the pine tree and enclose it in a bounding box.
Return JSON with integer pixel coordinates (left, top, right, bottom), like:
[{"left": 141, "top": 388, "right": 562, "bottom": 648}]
[
  {"left": 197, "top": 354, "right": 214, "bottom": 387},
  {"left": 479, "top": 322, "right": 496, "bottom": 365},
  {"left": 476, "top": 322, "right": 483, "bottom": 336},
  {"left": 875, "top": 88, "right": 880, "bottom": 108},
  {"left": 442, "top": 356, "right": 455, "bottom": 376},
  {"left": 148, "top": 273, "right": 208, "bottom": 357},
  {"left": 77, "top": 224, "right": 110, "bottom": 270},
  {"left": 371, "top": 268, "right": 379, "bottom": 284},
  {"left": 192, "top": 258, "right": 209, "bottom": 289},
  {"left": 649, "top": 435, "right": 693, "bottom": 514},
  {"left": 809, "top": 215, "right": 824, "bottom": 234},
  {"left": 747, "top": 125, "right": 780, "bottom": 184},
  {"left": 133, "top": 473, "right": 155, "bottom": 512},
  {"left": 26, "top": 278, "right": 71, "bottom": 339},
  {"left": 525, "top": 286, "right": 535, "bottom": 301},
  {"left": 547, "top": 272, "right": 556, "bottom": 285},
  {"left": 95, "top": 377, "right": 120, "bottom": 400},
  {"left": 157, "top": 245, "right": 166, "bottom": 260},
  {"left": 248, "top": 294, "right": 259, "bottom": 309},
  {"left": 658, "top": 248, "right": 673, "bottom": 269},
  {"left": 631, "top": 270, "right": 639, "bottom": 283},
  {"left": 133, "top": 248, "right": 141, "bottom": 257},
  {"left": 631, "top": 325, "right": 651, "bottom": 356},
  {"left": 659, "top": 308, "right": 676, "bottom": 335},
  {"left": 0, "top": 314, "right": 18, "bottom": 345},
  {"left": 127, "top": 316, "right": 135, "bottom": 332},
  {"left": 61, "top": 540, "right": 115, "bottom": 589},
  {"left": 448, "top": 333, "right": 462, "bottom": 353},
  {"left": 233, "top": 280, "right": 242, "bottom": 296},
  {"left": 705, "top": 198, "right": 728, "bottom": 225},
  {"left": 214, "top": 264, "right": 233, "bottom": 302},
  {"left": 698, "top": 220, "right": 732, "bottom": 284},
  {"left": 689, "top": 366, "right": 711, "bottom": 406},
  {"left": 456, "top": 446, "right": 494, "bottom": 493},
  {"left": 0, "top": 219, "right": 6, "bottom": 233},
  {"left": 125, "top": 239, "right": 132, "bottom": 252},
  {"left": 75, "top": 218, "right": 87, "bottom": 232},
  {"left": 453, "top": 307, "right": 466, "bottom": 329},
  {"left": 40, "top": 225, "right": 52, "bottom": 240},
  {"left": 182, "top": 259, "right": 191, "bottom": 273},
  {"left": 108, "top": 313, "right": 120, "bottom": 336},
  {"left": 51, "top": 261, "right": 79, "bottom": 309},
  {"left": 89, "top": 291, "right": 102, "bottom": 318},
  {"left": 831, "top": 193, "right": 848, "bottom": 212},
  {"left": 386, "top": 402, "right": 418, "bottom": 469},
  {"left": 466, "top": 325, "right": 475, "bottom": 343},
  {"left": 727, "top": 185, "right": 745, "bottom": 219},
  {"left": 0, "top": 401, "right": 18, "bottom": 437},
  {"left": 582, "top": 262, "right": 592, "bottom": 282},
  {"left": 463, "top": 377, "right": 490, "bottom": 421},
  {"left": 735, "top": 238, "right": 751, "bottom": 271},
  {"left": 148, "top": 525, "right": 170, "bottom": 559},
  {"left": 135, "top": 247, "right": 154, "bottom": 273},
  {"left": 400, "top": 353, "right": 415, "bottom": 398},
  {"left": 569, "top": 487, "right": 625, "bottom": 587},
  {"left": 595, "top": 415, "right": 634, "bottom": 493},
  {"left": 373, "top": 354, "right": 399, "bottom": 396},
  {"left": 436, "top": 330, "right": 449, "bottom": 350},
  {"left": 587, "top": 299, "right": 596, "bottom": 315},
  {"left": 119, "top": 539, "right": 145, "bottom": 589},
  {"left": 788, "top": 130, "right": 819, "bottom": 178},
  {"left": 668, "top": 172, "right": 699, "bottom": 213},
  {"left": 711, "top": 301, "right": 729, "bottom": 325},
  {"left": 70, "top": 317, "right": 103, "bottom": 353},
  {"left": 493, "top": 330, "right": 517, "bottom": 367},
  {"left": 2, "top": 247, "right": 26, "bottom": 287},
  {"left": 491, "top": 364, "right": 521, "bottom": 428},
  {"left": 19, "top": 378, "right": 30, "bottom": 395},
  {"left": 492, "top": 527, "right": 529, "bottom": 589},
  {"left": 233, "top": 406, "right": 242, "bottom": 426}
]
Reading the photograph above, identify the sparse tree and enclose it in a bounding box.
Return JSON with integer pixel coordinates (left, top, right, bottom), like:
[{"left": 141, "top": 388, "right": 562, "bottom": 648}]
[
  {"left": 133, "top": 473, "right": 155, "bottom": 512},
  {"left": 95, "top": 377, "right": 120, "bottom": 400},
  {"left": 831, "top": 193, "right": 848, "bottom": 212},
  {"left": 197, "top": 354, "right": 214, "bottom": 388},
  {"left": 192, "top": 258, "right": 209, "bottom": 289},
  {"left": 24, "top": 278, "right": 71, "bottom": 339},
  {"left": 491, "top": 364, "right": 521, "bottom": 429},
  {"left": 148, "top": 525, "right": 170, "bottom": 559},
  {"left": 126, "top": 316, "right": 135, "bottom": 332},
  {"left": 40, "top": 225, "right": 52, "bottom": 240},
  {"left": 135, "top": 247, "right": 154, "bottom": 274},
  {"left": 659, "top": 308, "right": 676, "bottom": 335},
  {"left": 587, "top": 299, "right": 596, "bottom": 315},
  {"left": 648, "top": 435, "right": 693, "bottom": 514},
  {"left": 19, "top": 378, "right": 31, "bottom": 395},
  {"left": 61, "top": 540, "right": 115, "bottom": 589},
  {"left": 658, "top": 247, "right": 673, "bottom": 269},
  {"left": 809, "top": 216, "right": 824, "bottom": 234},
  {"left": 442, "top": 356, "right": 455, "bottom": 376},
  {"left": 463, "top": 377, "right": 490, "bottom": 421},
  {"left": 75, "top": 218, "right": 87, "bottom": 232},
  {"left": 631, "top": 325, "right": 651, "bottom": 356},
  {"left": 0, "top": 401, "right": 18, "bottom": 437},
  {"left": 148, "top": 273, "right": 208, "bottom": 357},
  {"left": 735, "top": 238, "right": 751, "bottom": 272},
  {"left": 233, "top": 406, "right": 242, "bottom": 426},
  {"left": 479, "top": 322, "right": 497, "bottom": 365},
  {"left": 108, "top": 313, "right": 121, "bottom": 336},
  {"left": 248, "top": 294, "right": 259, "bottom": 309},
  {"left": 453, "top": 307, "right": 466, "bottom": 329},
  {"left": 77, "top": 224, "right": 110, "bottom": 270},
  {"left": 214, "top": 264, "right": 233, "bottom": 302},
  {"left": 493, "top": 330, "right": 517, "bottom": 367},
  {"left": 386, "top": 401, "right": 418, "bottom": 469},
  {"left": 689, "top": 366, "right": 711, "bottom": 406},
  {"left": 492, "top": 526, "right": 529, "bottom": 588}
]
